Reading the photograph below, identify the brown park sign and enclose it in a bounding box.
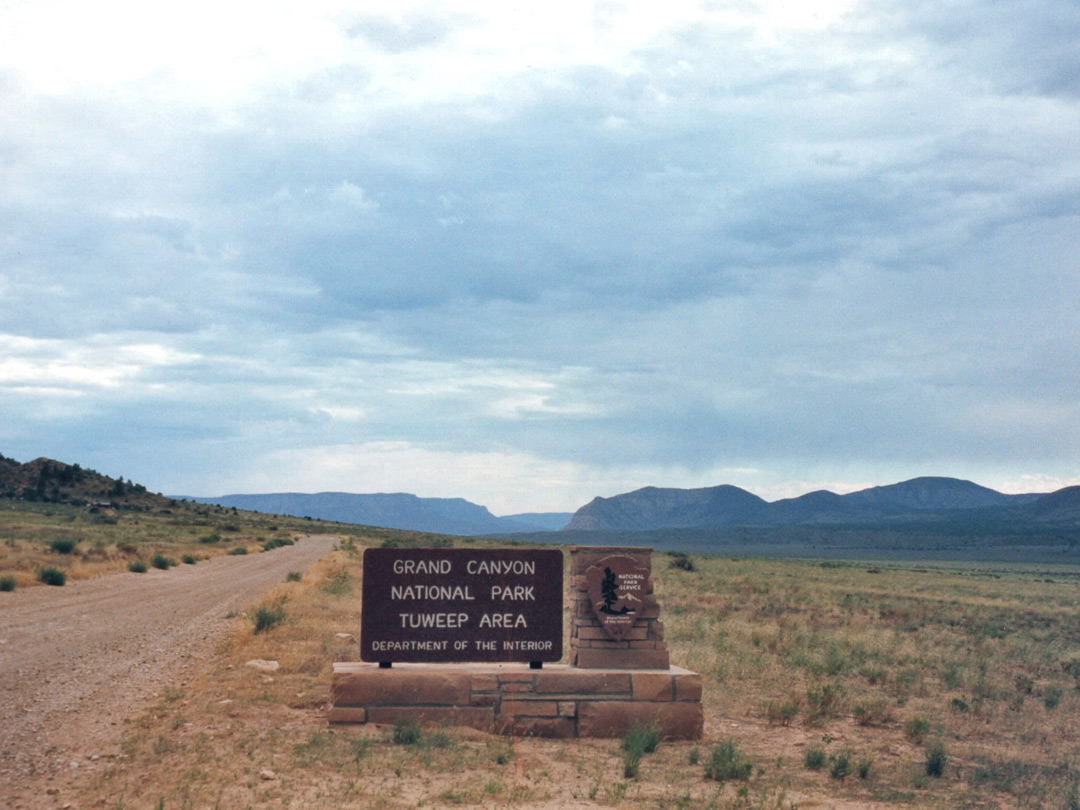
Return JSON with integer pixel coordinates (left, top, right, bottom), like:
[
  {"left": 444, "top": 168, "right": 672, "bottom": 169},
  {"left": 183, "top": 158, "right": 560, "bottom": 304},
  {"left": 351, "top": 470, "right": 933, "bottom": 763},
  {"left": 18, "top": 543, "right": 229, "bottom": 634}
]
[
  {"left": 361, "top": 547, "right": 563, "bottom": 664},
  {"left": 585, "top": 555, "right": 649, "bottom": 639}
]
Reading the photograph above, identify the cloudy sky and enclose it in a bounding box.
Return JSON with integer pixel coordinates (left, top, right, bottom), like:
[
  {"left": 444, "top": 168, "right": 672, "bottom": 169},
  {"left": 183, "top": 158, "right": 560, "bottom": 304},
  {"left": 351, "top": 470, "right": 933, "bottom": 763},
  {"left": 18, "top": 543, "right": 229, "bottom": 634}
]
[{"left": 2, "top": 0, "right": 1078, "bottom": 514}]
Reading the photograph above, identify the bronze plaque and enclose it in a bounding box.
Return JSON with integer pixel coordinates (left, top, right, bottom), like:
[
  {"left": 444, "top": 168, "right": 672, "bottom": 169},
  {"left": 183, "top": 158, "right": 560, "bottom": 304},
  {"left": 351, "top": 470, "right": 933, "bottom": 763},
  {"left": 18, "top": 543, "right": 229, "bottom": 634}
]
[
  {"left": 361, "top": 547, "right": 563, "bottom": 664},
  {"left": 585, "top": 555, "right": 649, "bottom": 639}
]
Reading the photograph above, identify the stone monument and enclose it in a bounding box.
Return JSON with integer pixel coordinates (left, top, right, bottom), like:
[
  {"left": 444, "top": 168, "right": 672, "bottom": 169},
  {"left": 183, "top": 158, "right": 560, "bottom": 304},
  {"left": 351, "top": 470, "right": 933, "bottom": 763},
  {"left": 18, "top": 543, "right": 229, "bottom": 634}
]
[{"left": 330, "top": 545, "right": 703, "bottom": 739}]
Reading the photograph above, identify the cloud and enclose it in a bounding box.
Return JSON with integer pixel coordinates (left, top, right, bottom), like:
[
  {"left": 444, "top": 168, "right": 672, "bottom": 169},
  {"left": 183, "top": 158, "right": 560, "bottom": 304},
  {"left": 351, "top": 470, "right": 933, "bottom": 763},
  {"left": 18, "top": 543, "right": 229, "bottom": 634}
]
[{"left": 2, "top": 0, "right": 1078, "bottom": 510}]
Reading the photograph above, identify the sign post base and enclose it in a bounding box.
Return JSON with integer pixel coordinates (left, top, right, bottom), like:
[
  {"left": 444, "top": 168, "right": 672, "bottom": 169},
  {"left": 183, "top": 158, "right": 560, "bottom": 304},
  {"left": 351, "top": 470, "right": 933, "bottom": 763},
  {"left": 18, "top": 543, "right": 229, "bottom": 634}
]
[{"left": 329, "top": 662, "right": 703, "bottom": 739}]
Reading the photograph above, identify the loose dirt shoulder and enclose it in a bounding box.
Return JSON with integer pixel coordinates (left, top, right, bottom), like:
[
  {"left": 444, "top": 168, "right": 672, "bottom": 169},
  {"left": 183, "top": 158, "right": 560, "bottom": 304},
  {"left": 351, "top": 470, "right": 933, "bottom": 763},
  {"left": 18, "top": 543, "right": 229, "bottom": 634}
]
[{"left": 0, "top": 535, "right": 338, "bottom": 809}]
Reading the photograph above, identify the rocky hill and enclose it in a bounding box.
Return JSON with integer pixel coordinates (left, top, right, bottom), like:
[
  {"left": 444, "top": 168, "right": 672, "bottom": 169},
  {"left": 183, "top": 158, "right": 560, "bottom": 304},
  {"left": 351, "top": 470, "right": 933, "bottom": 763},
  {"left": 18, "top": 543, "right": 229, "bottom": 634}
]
[
  {"left": 565, "top": 485, "right": 768, "bottom": 530},
  {"left": 0, "top": 453, "right": 165, "bottom": 508}
]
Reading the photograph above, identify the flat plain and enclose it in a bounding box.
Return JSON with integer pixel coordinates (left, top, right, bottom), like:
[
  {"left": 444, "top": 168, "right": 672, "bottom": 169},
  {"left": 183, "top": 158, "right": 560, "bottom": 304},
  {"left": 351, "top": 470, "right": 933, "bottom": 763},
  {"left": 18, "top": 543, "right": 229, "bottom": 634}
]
[{"left": 2, "top": 500, "right": 1079, "bottom": 809}]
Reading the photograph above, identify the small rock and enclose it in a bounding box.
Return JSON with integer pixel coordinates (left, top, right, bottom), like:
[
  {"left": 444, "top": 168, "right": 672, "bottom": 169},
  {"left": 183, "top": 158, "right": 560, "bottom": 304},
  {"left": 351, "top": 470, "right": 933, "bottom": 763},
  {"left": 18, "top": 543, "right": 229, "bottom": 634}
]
[
  {"left": 217, "top": 699, "right": 234, "bottom": 705},
  {"left": 245, "top": 659, "right": 280, "bottom": 672},
  {"left": 46, "top": 787, "right": 60, "bottom": 795},
  {"left": 260, "top": 768, "right": 278, "bottom": 781},
  {"left": 334, "top": 633, "right": 355, "bottom": 642}
]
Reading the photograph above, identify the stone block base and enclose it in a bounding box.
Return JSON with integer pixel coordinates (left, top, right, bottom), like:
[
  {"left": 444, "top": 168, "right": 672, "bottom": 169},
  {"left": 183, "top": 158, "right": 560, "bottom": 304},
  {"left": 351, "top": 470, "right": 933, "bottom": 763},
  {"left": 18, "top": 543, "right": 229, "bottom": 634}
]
[{"left": 330, "top": 662, "right": 703, "bottom": 739}]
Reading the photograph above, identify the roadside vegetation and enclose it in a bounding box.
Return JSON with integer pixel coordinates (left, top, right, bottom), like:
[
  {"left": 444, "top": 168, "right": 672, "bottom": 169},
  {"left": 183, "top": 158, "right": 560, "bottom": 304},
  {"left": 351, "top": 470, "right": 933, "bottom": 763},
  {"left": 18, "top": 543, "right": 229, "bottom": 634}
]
[
  {"left": 51, "top": 526, "right": 1079, "bottom": 810},
  {"left": 0, "top": 496, "right": 387, "bottom": 589}
]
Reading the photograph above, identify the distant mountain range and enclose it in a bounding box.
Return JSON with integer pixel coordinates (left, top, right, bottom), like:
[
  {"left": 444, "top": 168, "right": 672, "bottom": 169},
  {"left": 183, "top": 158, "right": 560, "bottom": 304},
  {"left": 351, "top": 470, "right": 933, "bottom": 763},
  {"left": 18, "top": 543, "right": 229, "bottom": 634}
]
[
  {"left": 4, "top": 451, "right": 1078, "bottom": 541},
  {"left": 565, "top": 477, "right": 1079, "bottom": 532},
  {"left": 187, "top": 477, "right": 1080, "bottom": 537},
  {"left": 182, "top": 492, "right": 574, "bottom": 536}
]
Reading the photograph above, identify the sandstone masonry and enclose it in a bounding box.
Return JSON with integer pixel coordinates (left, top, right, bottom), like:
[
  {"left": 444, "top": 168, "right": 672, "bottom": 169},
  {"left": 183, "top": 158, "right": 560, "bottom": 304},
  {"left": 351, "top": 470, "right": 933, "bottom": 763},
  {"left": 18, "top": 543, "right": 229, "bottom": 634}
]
[
  {"left": 330, "top": 662, "right": 703, "bottom": 739},
  {"left": 329, "top": 546, "right": 703, "bottom": 739},
  {"left": 569, "top": 546, "right": 670, "bottom": 670}
]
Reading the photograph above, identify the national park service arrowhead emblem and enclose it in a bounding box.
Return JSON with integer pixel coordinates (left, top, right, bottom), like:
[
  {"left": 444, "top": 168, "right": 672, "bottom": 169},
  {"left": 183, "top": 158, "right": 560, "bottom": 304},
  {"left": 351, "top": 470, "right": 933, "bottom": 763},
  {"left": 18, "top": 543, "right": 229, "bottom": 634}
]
[{"left": 585, "top": 555, "right": 649, "bottom": 639}]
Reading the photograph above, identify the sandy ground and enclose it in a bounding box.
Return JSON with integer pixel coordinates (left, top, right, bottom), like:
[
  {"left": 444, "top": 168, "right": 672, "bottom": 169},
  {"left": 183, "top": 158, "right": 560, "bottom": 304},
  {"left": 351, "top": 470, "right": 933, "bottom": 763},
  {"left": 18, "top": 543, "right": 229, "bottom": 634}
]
[{"left": 0, "top": 535, "right": 338, "bottom": 809}]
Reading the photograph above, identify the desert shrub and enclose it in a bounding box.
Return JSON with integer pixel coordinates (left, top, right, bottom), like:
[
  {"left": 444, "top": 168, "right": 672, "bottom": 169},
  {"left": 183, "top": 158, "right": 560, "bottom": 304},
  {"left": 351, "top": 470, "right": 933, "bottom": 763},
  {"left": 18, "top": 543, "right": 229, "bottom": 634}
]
[
  {"left": 1044, "top": 685, "right": 1064, "bottom": 710},
  {"left": 420, "top": 731, "right": 453, "bottom": 750},
  {"left": 0, "top": 575, "right": 17, "bottom": 591},
  {"left": 622, "top": 724, "right": 660, "bottom": 778},
  {"left": 37, "top": 567, "right": 66, "bottom": 586},
  {"left": 181, "top": 554, "right": 197, "bottom": 565},
  {"left": 942, "top": 661, "right": 965, "bottom": 689},
  {"left": 904, "top": 715, "right": 930, "bottom": 744},
  {"left": 803, "top": 746, "right": 827, "bottom": 770},
  {"left": 853, "top": 698, "right": 894, "bottom": 727},
  {"left": 667, "top": 551, "right": 695, "bottom": 571},
  {"left": 493, "top": 745, "right": 514, "bottom": 765},
  {"left": 704, "top": 739, "right": 753, "bottom": 782},
  {"left": 322, "top": 567, "right": 351, "bottom": 595},
  {"left": 118, "top": 543, "right": 138, "bottom": 555},
  {"left": 129, "top": 560, "right": 148, "bottom": 573},
  {"left": 286, "top": 571, "right": 302, "bottom": 582},
  {"left": 253, "top": 602, "right": 287, "bottom": 634},
  {"left": 857, "top": 757, "right": 874, "bottom": 780},
  {"left": 925, "top": 740, "right": 948, "bottom": 778},
  {"left": 806, "top": 682, "right": 845, "bottom": 723},
  {"left": 1015, "top": 675, "right": 1035, "bottom": 695},
  {"left": 392, "top": 716, "right": 422, "bottom": 745},
  {"left": 262, "top": 537, "right": 295, "bottom": 551},
  {"left": 859, "top": 665, "right": 888, "bottom": 685},
  {"left": 227, "top": 546, "right": 247, "bottom": 555},
  {"left": 1064, "top": 777, "right": 1080, "bottom": 810},
  {"left": 829, "top": 750, "right": 852, "bottom": 780},
  {"left": 199, "top": 533, "right": 221, "bottom": 544},
  {"left": 151, "top": 553, "right": 176, "bottom": 570},
  {"left": 622, "top": 724, "right": 660, "bottom": 756},
  {"left": 49, "top": 537, "right": 77, "bottom": 554},
  {"left": 764, "top": 699, "right": 799, "bottom": 726},
  {"left": 624, "top": 749, "right": 642, "bottom": 779},
  {"left": 351, "top": 738, "right": 372, "bottom": 762}
]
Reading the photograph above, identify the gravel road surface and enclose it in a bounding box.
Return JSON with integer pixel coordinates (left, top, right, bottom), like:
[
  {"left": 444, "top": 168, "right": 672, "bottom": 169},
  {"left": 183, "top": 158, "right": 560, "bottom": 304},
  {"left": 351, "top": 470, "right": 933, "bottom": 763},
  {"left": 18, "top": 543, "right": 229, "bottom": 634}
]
[{"left": 0, "top": 535, "right": 339, "bottom": 807}]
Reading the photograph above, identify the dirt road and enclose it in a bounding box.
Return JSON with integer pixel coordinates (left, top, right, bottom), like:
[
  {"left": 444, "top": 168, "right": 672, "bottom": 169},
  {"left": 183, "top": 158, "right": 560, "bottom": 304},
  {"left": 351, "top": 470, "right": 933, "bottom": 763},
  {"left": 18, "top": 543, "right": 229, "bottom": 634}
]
[{"left": 0, "top": 535, "right": 339, "bottom": 806}]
